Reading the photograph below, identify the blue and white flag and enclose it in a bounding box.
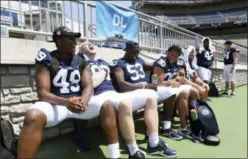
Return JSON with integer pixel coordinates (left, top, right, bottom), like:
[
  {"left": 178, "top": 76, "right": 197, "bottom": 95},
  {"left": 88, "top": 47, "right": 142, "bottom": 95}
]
[{"left": 96, "top": 1, "right": 138, "bottom": 43}]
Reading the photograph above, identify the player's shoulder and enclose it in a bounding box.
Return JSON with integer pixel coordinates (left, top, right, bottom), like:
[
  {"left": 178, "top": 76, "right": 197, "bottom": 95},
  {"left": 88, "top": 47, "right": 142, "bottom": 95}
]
[
  {"left": 110, "top": 58, "right": 123, "bottom": 69},
  {"left": 231, "top": 47, "right": 237, "bottom": 52},
  {"left": 155, "top": 56, "right": 166, "bottom": 63},
  {"left": 35, "top": 48, "right": 53, "bottom": 68},
  {"left": 97, "top": 59, "right": 109, "bottom": 66},
  {"left": 136, "top": 56, "right": 145, "bottom": 63}
]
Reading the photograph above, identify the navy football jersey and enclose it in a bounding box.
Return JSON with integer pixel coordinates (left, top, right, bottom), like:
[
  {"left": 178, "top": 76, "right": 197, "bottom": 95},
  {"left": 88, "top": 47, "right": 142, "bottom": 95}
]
[
  {"left": 197, "top": 48, "right": 213, "bottom": 68},
  {"left": 151, "top": 56, "right": 179, "bottom": 81},
  {"left": 35, "top": 48, "right": 85, "bottom": 98},
  {"left": 112, "top": 57, "right": 147, "bottom": 84},
  {"left": 86, "top": 59, "right": 115, "bottom": 95},
  {"left": 224, "top": 47, "right": 237, "bottom": 65}
]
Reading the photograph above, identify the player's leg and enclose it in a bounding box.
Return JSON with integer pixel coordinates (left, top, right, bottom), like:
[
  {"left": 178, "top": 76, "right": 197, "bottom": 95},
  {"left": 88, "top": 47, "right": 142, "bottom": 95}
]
[
  {"left": 157, "top": 87, "right": 182, "bottom": 140},
  {"left": 100, "top": 91, "right": 143, "bottom": 158},
  {"left": 17, "top": 109, "right": 46, "bottom": 158},
  {"left": 128, "top": 89, "right": 178, "bottom": 158},
  {"left": 99, "top": 100, "right": 120, "bottom": 158},
  {"left": 73, "top": 94, "right": 120, "bottom": 158},
  {"left": 118, "top": 100, "right": 143, "bottom": 158},
  {"left": 224, "top": 65, "right": 230, "bottom": 95},
  {"left": 230, "top": 67, "right": 236, "bottom": 96},
  {"left": 18, "top": 102, "right": 69, "bottom": 158},
  {"left": 197, "top": 67, "right": 209, "bottom": 84},
  {"left": 176, "top": 85, "right": 194, "bottom": 139}
]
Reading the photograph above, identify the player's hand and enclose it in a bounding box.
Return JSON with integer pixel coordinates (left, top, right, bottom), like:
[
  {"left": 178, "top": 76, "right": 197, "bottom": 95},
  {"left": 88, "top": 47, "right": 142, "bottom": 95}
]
[
  {"left": 175, "top": 76, "right": 186, "bottom": 84},
  {"left": 203, "top": 83, "right": 209, "bottom": 91},
  {"left": 199, "top": 87, "right": 207, "bottom": 98},
  {"left": 80, "top": 97, "right": 89, "bottom": 112},
  {"left": 67, "top": 97, "right": 84, "bottom": 113},
  {"left": 146, "top": 83, "right": 158, "bottom": 91},
  {"left": 230, "top": 67, "right": 234, "bottom": 73},
  {"left": 170, "top": 81, "right": 180, "bottom": 88}
]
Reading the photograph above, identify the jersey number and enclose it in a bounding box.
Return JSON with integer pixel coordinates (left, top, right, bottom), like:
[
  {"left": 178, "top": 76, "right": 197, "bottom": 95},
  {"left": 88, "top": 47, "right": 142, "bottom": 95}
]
[
  {"left": 164, "top": 72, "right": 177, "bottom": 81},
  {"left": 36, "top": 50, "right": 46, "bottom": 61},
  {"left": 204, "top": 52, "right": 212, "bottom": 61},
  {"left": 53, "top": 69, "right": 80, "bottom": 94},
  {"left": 126, "top": 63, "right": 145, "bottom": 81},
  {"left": 91, "top": 64, "right": 111, "bottom": 80},
  {"left": 225, "top": 51, "right": 230, "bottom": 59}
]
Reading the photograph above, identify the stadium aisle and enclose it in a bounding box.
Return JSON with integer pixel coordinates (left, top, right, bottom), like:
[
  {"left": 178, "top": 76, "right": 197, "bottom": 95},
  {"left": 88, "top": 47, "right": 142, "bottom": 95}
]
[{"left": 37, "top": 86, "right": 247, "bottom": 158}]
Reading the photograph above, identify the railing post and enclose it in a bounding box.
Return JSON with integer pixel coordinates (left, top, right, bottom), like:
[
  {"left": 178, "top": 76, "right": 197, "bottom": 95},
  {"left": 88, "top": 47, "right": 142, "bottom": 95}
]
[
  {"left": 83, "top": 1, "right": 88, "bottom": 41},
  {"left": 160, "top": 20, "right": 163, "bottom": 54}
]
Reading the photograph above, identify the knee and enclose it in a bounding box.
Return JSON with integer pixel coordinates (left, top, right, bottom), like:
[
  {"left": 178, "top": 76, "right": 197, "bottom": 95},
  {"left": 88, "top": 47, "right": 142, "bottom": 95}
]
[
  {"left": 118, "top": 100, "right": 132, "bottom": 115},
  {"left": 23, "top": 109, "right": 46, "bottom": 127},
  {"left": 190, "top": 87, "right": 200, "bottom": 99},
  {"left": 179, "top": 91, "right": 188, "bottom": 99},
  {"left": 101, "top": 101, "right": 115, "bottom": 115},
  {"left": 146, "top": 96, "right": 157, "bottom": 108}
]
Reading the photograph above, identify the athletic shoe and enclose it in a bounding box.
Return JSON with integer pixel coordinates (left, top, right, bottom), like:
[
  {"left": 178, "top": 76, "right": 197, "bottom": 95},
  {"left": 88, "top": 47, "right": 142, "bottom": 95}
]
[
  {"left": 147, "top": 138, "right": 178, "bottom": 158},
  {"left": 229, "top": 92, "right": 235, "bottom": 97},
  {"left": 160, "top": 128, "right": 183, "bottom": 141},
  {"left": 144, "top": 134, "right": 168, "bottom": 146},
  {"left": 178, "top": 125, "right": 193, "bottom": 140},
  {"left": 222, "top": 92, "right": 229, "bottom": 96},
  {"left": 129, "top": 150, "right": 146, "bottom": 159},
  {"left": 206, "top": 98, "right": 212, "bottom": 102}
]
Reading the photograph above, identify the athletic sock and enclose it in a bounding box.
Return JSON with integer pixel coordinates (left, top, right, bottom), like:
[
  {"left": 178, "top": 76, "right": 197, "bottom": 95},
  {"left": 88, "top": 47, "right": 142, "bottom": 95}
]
[
  {"left": 127, "top": 142, "right": 139, "bottom": 156},
  {"left": 108, "top": 143, "right": 120, "bottom": 158},
  {"left": 148, "top": 132, "right": 159, "bottom": 148},
  {"left": 163, "top": 121, "right": 171, "bottom": 130}
]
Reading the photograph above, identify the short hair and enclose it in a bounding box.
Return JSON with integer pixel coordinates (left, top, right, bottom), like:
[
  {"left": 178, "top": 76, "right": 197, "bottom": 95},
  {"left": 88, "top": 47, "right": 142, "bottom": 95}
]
[{"left": 168, "top": 45, "right": 182, "bottom": 56}]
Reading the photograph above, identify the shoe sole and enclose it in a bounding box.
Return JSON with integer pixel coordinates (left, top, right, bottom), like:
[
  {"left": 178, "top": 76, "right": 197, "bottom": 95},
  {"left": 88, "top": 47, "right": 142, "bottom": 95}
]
[
  {"left": 178, "top": 132, "right": 193, "bottom": 140},
  {"left": 0, "top": 120, "right": 16, "bottom": 152},
  {"left": 148, "top": 151, "right": 178, "bottom": 158},
  {"left": 161, "top": 134, "right": 183, "bottom": 141}
]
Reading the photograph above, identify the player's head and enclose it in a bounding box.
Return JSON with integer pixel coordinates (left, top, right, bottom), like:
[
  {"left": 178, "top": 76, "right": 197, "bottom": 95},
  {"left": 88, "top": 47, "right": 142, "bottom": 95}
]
[
  {"left": 124, "top": 41, "right": 140, "bottom": 61},
  {"left": 167, "top": 45, "right": 182, "bottom": 64},
  {"left": 78, "top": 41, "right": 97, "bottom": 56},
  {"left": 224, "top": 40, "right": 232, "bottom": 49},
  {"left": 49, "top": 26, "right": 81, "bottom": 55},
  {"left": 203, "top": 38, "right": 210, "bottom": 49}
]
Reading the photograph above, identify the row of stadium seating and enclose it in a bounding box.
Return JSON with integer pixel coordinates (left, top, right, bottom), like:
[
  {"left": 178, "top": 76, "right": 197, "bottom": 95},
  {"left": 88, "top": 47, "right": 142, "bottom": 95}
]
[{"left": 161, "top": 8, "right": 247, "bottom": 25}]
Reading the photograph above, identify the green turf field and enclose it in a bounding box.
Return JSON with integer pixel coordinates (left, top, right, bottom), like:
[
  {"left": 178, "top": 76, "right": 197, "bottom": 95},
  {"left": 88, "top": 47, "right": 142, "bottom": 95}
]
[{"left": 37, "top": 86, "right": 247, "bottom": 158}]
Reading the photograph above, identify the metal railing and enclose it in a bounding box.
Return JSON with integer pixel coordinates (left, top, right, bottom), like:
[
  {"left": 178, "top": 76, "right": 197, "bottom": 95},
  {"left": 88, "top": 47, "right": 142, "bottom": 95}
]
[{"left": 1, "top": 0, "right": 247, "bottom": 65}]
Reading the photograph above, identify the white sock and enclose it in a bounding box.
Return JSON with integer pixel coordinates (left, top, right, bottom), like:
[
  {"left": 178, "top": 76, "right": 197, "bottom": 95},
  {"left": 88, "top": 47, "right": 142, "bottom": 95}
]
[
  {"left": 108, "top": 143, "right": 120, "bottom": 158},
  {"left": 148, "top": 132, "right": 159, "bottom": 148},
  {"left": 163, "top": 121, "right": 171, "bottom": 130},
  {"left": 127, "top": 142, "right": 139, "bottom": 156}
]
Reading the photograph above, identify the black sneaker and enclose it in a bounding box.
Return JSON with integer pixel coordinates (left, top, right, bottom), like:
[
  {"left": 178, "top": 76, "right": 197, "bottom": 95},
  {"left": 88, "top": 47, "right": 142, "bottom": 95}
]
[
  {"left": 144, "top": 134, "right": 168, "bottom": 146},
  {"left": 160, "top": 128, "right": 183, "bottom": 141},
  {"left": 178, "top": 125, "right": 193, "bottom": 140},
  {"left": 129, "top": 150, "right": 146, "bottom": 159},
  {"left": 222, "top": 92, "right": 229, "bottom": 96},
  {"left": 147, "top": 138, "right": 178, "bottom": 158}
]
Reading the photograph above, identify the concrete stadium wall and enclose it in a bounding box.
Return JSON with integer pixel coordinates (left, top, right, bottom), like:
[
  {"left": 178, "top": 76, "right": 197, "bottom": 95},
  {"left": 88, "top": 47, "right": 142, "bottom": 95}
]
[{"left": 0, "top": 38, "right": 247, "bottom": 139}]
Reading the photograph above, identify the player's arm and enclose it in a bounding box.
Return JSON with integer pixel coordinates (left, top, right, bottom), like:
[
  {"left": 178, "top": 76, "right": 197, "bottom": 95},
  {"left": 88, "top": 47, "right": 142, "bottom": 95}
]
[
  {"left": 153, "top": 66, "right": 172, "bottom": 86},
  {"left": 36, "top": 64, "right": 68, "bottom": 105},
  {"left": 80, "top": 66, "right": 94, "bottom": 105},
  {"left": 143, "top": 60, "right": 153, "bottom": 71},
  {"left": 112, "top": 68, "right": 144, "bottom": 92},
  {"left": 177, "top": 67, "right": 203, "bottom": 90},
  {"left": 192, "top": 71, "right": 207, "bottom": 88},
  {"left": 232, "top": 51, "right": 238, "bottom": 69}
]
